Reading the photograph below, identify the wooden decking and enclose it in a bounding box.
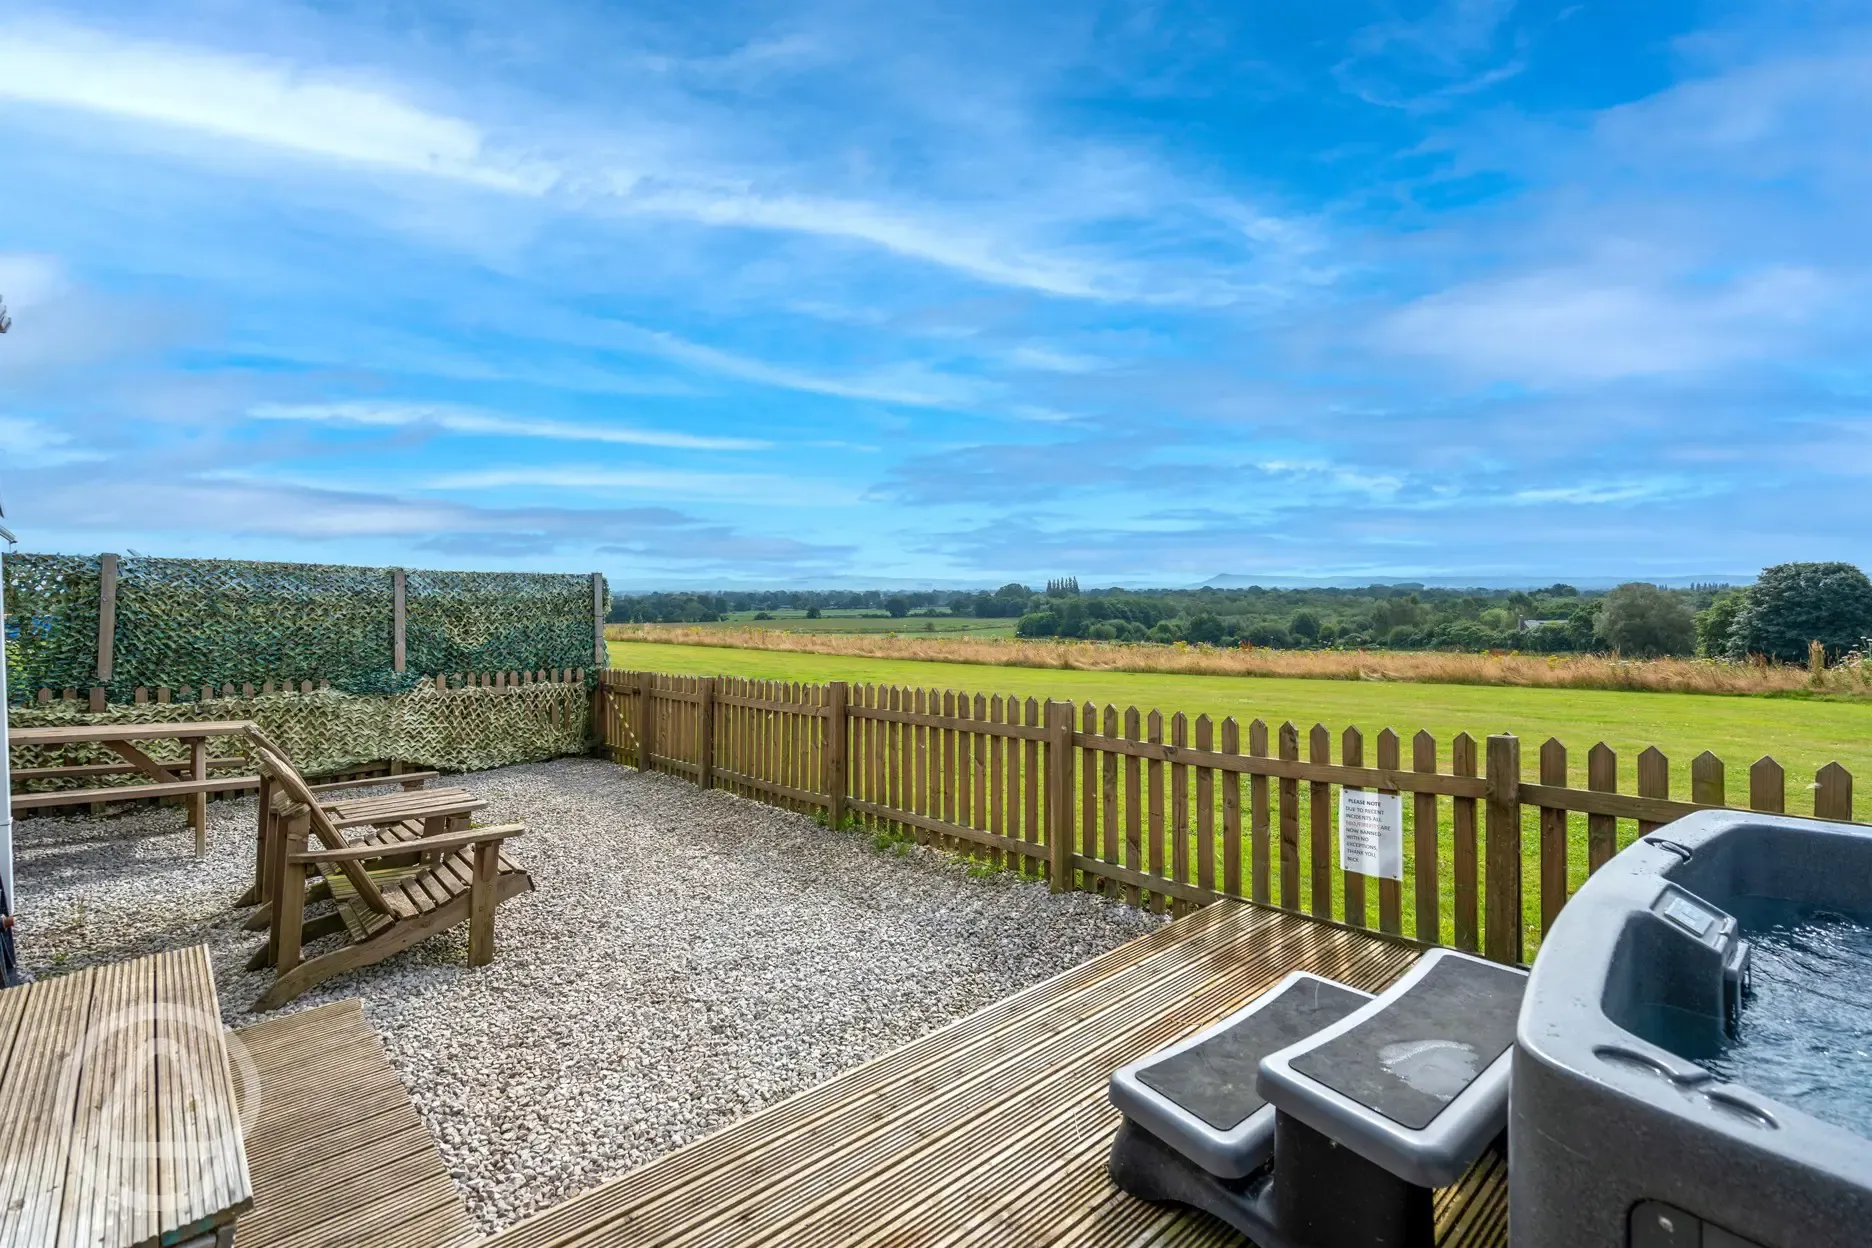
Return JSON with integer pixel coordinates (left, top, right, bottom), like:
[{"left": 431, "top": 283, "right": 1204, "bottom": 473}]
[
  {"left": 484, "top": 901, "right": 1509, "bottom": 1248},
  {"left": 230, "top": 1000, "right": 479, "bottom": 1248},
  {"left": 0, "top": 945, "right": 252, "bottom": 1248}
]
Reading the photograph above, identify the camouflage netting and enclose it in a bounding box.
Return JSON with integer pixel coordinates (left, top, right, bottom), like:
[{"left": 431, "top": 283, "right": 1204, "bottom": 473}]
[
  {"left": 3, "top": 553, "right": 603, "bottom": 703},
  {"left": 3, "top": 552, "right": 100, "bottom": 698},
  {"left": 7, "top": 683, "right": 594, "bottom": 792}
]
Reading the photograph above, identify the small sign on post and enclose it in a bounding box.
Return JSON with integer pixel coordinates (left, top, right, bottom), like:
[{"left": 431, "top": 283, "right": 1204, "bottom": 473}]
[{"left": 1339, "top": 789, "right": 1404, "bottom": 880}]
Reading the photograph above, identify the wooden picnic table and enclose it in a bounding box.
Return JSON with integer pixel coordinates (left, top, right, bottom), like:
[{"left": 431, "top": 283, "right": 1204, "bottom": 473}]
[
  {"left": 0, "top": 944, "right": 254, "bottom": 1248},
  {"left": 9, "top": 721, "right": 259, "bottom": 856}
]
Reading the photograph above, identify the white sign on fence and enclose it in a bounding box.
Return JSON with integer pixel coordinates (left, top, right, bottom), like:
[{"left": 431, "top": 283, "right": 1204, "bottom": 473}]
[{"left": 1338, "top": 789, "right": 1404, "bottom": 880}]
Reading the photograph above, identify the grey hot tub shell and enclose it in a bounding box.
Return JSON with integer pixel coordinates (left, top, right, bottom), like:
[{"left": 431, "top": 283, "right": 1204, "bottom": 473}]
[{"left": 1512, "top": 809, "right": 1872, "bottom": 1248}]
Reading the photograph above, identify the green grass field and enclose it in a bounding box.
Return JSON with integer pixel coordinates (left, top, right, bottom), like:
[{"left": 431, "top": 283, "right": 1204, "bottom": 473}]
[
  {"left": 610, "top": 637, "right": 1871, "bottom": 953},
  {"left": 612, "top": 639, "right": 1871, "bottom": 782},
  {"left": 668, "top": 609, "right": 1017, "bottom": 637}
]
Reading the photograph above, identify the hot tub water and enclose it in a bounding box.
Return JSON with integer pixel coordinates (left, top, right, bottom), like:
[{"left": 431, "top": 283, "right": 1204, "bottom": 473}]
[{"left": 1707, "top": 902, "right": 1872, "bottom": 1138}]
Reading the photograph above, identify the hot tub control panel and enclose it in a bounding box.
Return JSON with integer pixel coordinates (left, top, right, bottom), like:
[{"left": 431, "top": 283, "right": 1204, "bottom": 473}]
[{"left": 1632, "top": 1199, "right": 1766, "bottom": 1247}]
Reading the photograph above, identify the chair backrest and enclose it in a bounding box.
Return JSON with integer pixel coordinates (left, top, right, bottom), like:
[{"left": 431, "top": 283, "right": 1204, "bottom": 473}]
[
  {"left": 251, "top": 744, "right": 394, "bottom": 917},
  {"left": 244, "top": 723, "right": 292, "bottom": 766}
]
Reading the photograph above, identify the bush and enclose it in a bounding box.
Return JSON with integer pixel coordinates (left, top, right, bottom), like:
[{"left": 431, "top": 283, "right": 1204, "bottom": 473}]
[
  {"left": 885, "top": 596, "right": 909, "bottom": 619},
  {"left": 1595, "top": 583, "right": 1696, "bottom": 658},
  {"left": 1016, "top": 609, "right": 1059, "bottom": 638},
  {"left": 805, "top": 606, "right": 821, "bottom": 619},
  {"left": 1695, "top": 591, "right": 1743, "bottom": 657},
  {"left": 1243, "top": 621, "right": 1291, "bottom": 647},
  {"left": 1186, "top": 612, "right": 1227, "bottom": 646},
  {"left": 1727, "top": 562, "right": 1872, "bottom": 663}
]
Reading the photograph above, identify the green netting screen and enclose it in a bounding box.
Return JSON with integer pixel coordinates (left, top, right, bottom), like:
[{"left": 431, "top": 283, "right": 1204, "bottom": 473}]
[
  {"left": 4, "top": 553, "right": 603, "bottom": 704},
  {"left": 8, "top": 683, "right": 593, "bottom": 782}
]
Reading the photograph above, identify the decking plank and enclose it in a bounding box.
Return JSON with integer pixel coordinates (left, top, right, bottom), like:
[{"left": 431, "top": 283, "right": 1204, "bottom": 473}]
[
  {"left": 485, "top": 902, "right": 1506, "bottom": 1248},
  {"left": 231, "top": 999, "right": 479, "bottom": 1248}
]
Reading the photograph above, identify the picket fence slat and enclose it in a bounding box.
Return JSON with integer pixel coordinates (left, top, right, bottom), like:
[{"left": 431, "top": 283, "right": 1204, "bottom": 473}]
[{"left": 590, "top": 667, "right": 1860, "bottom": 965}]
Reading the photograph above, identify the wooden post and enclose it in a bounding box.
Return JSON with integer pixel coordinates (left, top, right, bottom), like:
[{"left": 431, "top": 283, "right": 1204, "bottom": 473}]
[
  {"left": 187, "top": 735, "right": 208, "bottom": 856},
  {"left": 1538, "top": 738, "right": 1568, "bottom": 937},
  {"left": 1412, "top": 731, "right": 1440, "bottom": 945},
  {"left": 1814, "top": 762, "right": 1853, "bottom": 821},
  {"left": 825, "top": 681, "right": 847, "bottom": 828},
  {"left": 469, "top": 839, "right": 499, "bottom": 967},
  {"left": 698, "top": 678, "right": 717, "bottom": 791},
  {"left": 1484, "top": 734, "right": 1523, "bottom": 965},
  {"left": 592, "top": 573, "right": 608, "bottom": 669},
  {"left": 392, "top": 569, "right": 407, "bottom": 673},
  {"left": 94, "top": 552, "right": 119, "bottom": 709},
  {"left": 252, "top": 773, "right": 275, "bottom": 906},
  {"left": 275, "top": 811, "right": 309, "bottom": 974},
  {"left": 638, "top": 670, "right": 656, "bottom": 771},
  {"left": 1046, "top": 700, "right": 1075, "bottom": 893}
]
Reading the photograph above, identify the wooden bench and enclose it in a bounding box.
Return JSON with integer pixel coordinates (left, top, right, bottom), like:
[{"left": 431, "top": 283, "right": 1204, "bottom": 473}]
[
  {"left": 249, "top": 745, "right": 532, "bottom": 1009},
  {"left": 0, "top": 945, "right": 254, "bottom": 1248},
  {"left": 9, "top": 721, "right": 261, "bottom": 855}
]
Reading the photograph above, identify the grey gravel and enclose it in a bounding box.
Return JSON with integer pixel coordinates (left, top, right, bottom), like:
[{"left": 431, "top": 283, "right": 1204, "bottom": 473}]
[{"left": 10, "top": 756, "right": 1164, "bottom": 1231}]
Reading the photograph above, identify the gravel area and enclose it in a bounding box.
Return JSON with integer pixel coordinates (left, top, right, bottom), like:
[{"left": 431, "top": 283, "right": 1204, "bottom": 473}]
[{"left": 10, "top": 757, "right": 1164, "bottom": 1231}]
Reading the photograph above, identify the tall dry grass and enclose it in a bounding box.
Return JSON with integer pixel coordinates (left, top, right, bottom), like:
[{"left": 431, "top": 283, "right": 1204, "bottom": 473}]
[{"left": 608, "top": 625, "right": 1872, "bottom": 697}]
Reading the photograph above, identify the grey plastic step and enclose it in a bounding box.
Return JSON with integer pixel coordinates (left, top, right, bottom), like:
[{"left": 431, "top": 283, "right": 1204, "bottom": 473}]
[
  {"left": 1258, "top": 948, "right": 1527, "bottom": 1188},
  {"left": 1108, "top": 971, "right": 1373, "bottom": 1179}
]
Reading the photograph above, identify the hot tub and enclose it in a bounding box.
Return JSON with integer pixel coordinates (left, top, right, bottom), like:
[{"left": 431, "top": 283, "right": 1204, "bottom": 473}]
[{"left": 1513, "top": 809, "right": 1872, "bottom": 1248}]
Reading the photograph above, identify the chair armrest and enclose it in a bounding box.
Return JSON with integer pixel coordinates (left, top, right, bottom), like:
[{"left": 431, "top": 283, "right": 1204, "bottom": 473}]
[
  {"left": 306, "top": 770, "right": 442, "bottom": 795},
  {"left": 289, "top": 823, "right": 525, "bottom": 863}
]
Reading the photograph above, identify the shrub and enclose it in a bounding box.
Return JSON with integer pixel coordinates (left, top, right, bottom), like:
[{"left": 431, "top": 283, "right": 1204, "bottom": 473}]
[
  {"left": 1727, "top": 562, "right": 1872, "bottom": 663},
  {"left": 1595, "top": 583, "right": 1696, "bottom": 658},
  {"left": 1243, "top": 621, "right": 1290, "bottom": 647},
  {"left": 1695, "top": 590, "right": 1744, "bottom": 657},
  {"left": 885, "top": 596, "right": 910, "bottom": 619},
  {"left": 1186, "top": 612, "right": 1227, "bottom": 646},
  {"left": 805, "top": 606, "right": 822, "bottom": 619},
  {"left": 1016, "top": 609, "right": 1059, "bottom": 638}
]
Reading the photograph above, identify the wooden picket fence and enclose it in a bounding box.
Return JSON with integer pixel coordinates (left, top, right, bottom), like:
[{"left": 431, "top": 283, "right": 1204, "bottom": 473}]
[{"left": 596, "top": 670, "right": 1860, "bottom": 965}]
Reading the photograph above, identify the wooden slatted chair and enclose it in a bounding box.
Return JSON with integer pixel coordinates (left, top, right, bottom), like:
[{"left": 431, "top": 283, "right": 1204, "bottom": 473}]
[
  {"left": 238, "top": 724, "right": 484, "bottom": 926},
  {"left": 248, "top": 744, "right": 532, "bottom": 1009}
]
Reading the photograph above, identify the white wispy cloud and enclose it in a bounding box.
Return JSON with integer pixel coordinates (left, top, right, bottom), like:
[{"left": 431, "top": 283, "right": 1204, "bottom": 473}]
[
  {"left": 425, "top": 466, "right": 860, "bottom": 504},
  {"left": 0, "top": 19, "right": 1282, "bottom": 306},
  {"left": 0, "top": 415, "right": 106, "bottom": 467},
  {"left": 1002, "top": 345, "right": 1109, "bottom": 374},
  {"left": 1376, "top": 265, "right": 1830, "bottom": 385},
  {"left": 0, "top": 20, "right": 554, "bottom": 192},
  {"left": 247, "top": 401, "right": 768, "bottom": 450},
  {"left": 617, "top": 326, "right": 997, "bottom": 408}
]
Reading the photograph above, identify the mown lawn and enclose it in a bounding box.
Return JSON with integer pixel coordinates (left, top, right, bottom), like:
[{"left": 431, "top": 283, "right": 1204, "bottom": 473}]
[
  {"left": 612, "top": 639, "right": 1871, "bottom": 782},
  {"left": 610, "top": 638, "right": 1871, "bottom": 954}
]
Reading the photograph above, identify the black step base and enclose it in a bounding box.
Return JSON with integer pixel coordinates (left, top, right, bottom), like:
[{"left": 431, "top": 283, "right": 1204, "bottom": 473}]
[{"left": 1109, "top": 1115, "right": 1437, "bottom": 1248}]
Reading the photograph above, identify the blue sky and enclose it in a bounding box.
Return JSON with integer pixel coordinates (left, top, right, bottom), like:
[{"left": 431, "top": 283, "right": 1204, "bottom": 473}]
[{"left": 1, "top": 0, "right": 1867, "bottom": 587}]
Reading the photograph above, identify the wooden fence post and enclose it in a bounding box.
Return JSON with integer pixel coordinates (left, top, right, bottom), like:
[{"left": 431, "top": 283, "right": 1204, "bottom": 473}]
[
  {"left": 1046, "top": 700, "right": 1075, "bottom": 893},
  {"left": 392, "top": 569, "right": 407, "bottom": 673},
  {"left": 592, "top": 572, "right": 608, "bottom": 669},
  {"left": 638, "top": 671, "right": 656, "bottom": 771},
  {"left": 697, "top": 678, "right": 716, "bottom": 791},
  {"left": 93, "top": 552, "right": 119, "bottom": 710},
  {"left": 1485, "top": 734, "right": 1523, "bottom": 965},
  {"left": 825, "top": 681, "right": 848, "bottom": 828},
  {"left": 1815, "top": 762, "right": 1853, "bottom": 821}
]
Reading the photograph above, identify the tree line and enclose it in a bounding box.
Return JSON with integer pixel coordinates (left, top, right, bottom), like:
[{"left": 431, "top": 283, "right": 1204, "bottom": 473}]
[{"left": 611, "top": 562, "right": 1872, "bottom": 662}]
